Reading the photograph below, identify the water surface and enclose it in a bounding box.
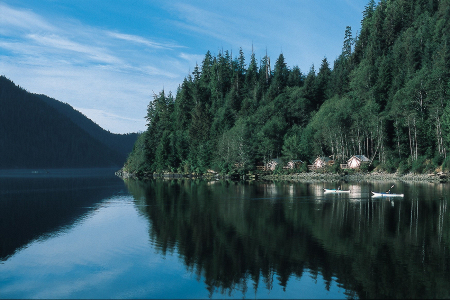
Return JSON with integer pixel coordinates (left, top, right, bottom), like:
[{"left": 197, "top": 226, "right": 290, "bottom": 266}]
[{"left": 1, "top": 173, "right": 450, "bottom": 298}]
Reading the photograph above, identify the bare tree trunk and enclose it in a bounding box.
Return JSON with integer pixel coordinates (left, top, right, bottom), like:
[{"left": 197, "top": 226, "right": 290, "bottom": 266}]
[
  {"left": 435, "top": 110, "right": 446, "bottom": 158},
  {"left": 366, "top": 135, "right": 369, "bottom": 158},
  {"left": 408, "top": 118, "right": 413, "bottom": 159},
  {"left": 395, "top": 119, "right": 401, "bottom": 159},
  {"left": 371, "top": 131, "right": 374, "bottom": 159},
  {"left": 414, "top": 117, "right": 418, "bottom": 160}
]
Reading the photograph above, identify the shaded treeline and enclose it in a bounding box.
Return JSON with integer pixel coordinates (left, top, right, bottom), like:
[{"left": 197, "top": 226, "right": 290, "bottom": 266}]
[
  {"left": 0, "top": 174, "right": 126, "bottom": 261},
  {"left": 0, "top": 76, "right": 138, "bottom": 168},
  {"left": 125, "top": 179, "right": 450, "bottom": 298},
  {"left": 37, "top": 94, "right": 139, "bottom": 162},
  {"left": 125, "top": 0, "right": 450, "bottom": 175}
]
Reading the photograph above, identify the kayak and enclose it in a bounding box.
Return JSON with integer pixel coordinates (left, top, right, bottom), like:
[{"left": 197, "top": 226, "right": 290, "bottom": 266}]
[
  {"left": 371, "top": 191, "right": 404, "bottom": 197},
  {"left": 323, "top": 188, "right": 350, "bottom": 193}
]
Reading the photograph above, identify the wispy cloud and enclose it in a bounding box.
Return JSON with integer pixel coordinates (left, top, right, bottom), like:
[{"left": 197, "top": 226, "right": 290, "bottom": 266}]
[
  {"left": 26, "top": 33, "right": 122, "bottom": 64},
  {"left": 107, "top": 32, "right": 181, "bottom": 50},
  {"left": 0, "top": 2, "right": 189, "bottom": 133},
  {"left": 170, "top": 3, "right": 259, "bottom": 51},
  {"left": 179, "top": 52, "right": 205, "bottom": 64},
  {"left": 0, "top": 2, "right": 55, "bottom": 33},
  {"left": 0, "top": 0, "right": 367, "bottom": 133},
  {"left": 168, "top": 0, "right": 364, "bottom": 74},
  {"left": 75, "top": 108, "right": 146, "bottom": 134}
]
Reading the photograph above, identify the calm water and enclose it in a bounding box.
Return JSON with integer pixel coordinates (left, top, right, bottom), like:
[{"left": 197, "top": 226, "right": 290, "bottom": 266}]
[{"left": 1, "top": 170, "right": 450, "bottom": 299}]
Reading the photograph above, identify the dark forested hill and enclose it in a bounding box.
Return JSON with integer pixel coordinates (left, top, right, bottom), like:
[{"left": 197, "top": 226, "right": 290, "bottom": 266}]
[
  {"left": 0, "top": 76, "right": 138, "bottom": 168},
  {"left": 125, "top": 0, "right": 450, "bottom": 176},
  {"left": 37, "top": 94, "right": 139, "bottom": 161}
]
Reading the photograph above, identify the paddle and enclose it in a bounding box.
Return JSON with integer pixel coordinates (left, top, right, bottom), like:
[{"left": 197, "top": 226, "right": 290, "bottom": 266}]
[{"left": 386, "top": 184, "right": 394, "bottom": 194}]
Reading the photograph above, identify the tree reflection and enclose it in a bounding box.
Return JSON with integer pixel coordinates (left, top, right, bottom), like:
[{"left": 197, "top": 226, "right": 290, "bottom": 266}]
[
  {"left": 125, "top": 179, "right": 450, "bottom": 299},
  {"left": 0, "top": 175, "right": 124, "bottom": 261}
]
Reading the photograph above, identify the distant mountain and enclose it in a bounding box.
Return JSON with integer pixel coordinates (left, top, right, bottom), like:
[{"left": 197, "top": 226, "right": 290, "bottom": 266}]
[
  {"left": 0, "top": 76, "right": 139, "bottom": 168},
  {"left": 36, "top": 94, "right": 139, "bottom": 162}
]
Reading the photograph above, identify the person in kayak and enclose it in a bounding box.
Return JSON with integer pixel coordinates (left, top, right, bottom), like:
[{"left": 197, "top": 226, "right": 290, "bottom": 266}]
[{"left": 386, "top": 184, "right": 394, "bottom": 194}]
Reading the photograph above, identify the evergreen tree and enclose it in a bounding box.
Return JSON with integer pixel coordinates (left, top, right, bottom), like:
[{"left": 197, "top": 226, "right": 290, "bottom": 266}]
[
  {"left": 287, "top": 66, "right": 303, "bottom": 88},
  {"left": 315, "top": 57, "right": 332, "bottom": 106},
  {"left": 245, "top": 52, "right": 258, "bottom": 91},
  {"left": 303, "top": 65, "right": 318, "bottom": 108},
  {"left": 174, "top": 78, "right": 194, "bottom": 130},
  {"left": 124, "top": 0, "right": 450, "bottom": 175},
  {"left": 268, "top": 53, "right": 289, "bottom": 98},
  {"left": 342, "top": 26, "right": 353, "bottom": 59}
]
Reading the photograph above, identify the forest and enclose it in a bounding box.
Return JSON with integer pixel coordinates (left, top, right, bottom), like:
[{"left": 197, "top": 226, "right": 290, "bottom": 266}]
[
  {"left": 0, "top": 76, "right": 138, "bottom": 168},
  {"left": 124, "top": 0, "right": 450, "bottom": 176}
]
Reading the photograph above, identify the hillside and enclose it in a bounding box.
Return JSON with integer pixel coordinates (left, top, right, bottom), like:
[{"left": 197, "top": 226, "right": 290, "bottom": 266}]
[
  {"left": 124, "top": 0, "right": 450, "bottom": 176},
  {"left": 37, "top": 94, "right": 139, "bottom": 161},
  {"left": 0, "top": 76, "right": 138, "bottom": 168}
]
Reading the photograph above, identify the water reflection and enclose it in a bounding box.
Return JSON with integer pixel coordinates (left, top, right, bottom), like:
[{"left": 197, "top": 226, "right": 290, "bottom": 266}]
[
  {"left": 0, "top": 170, "right": 127, "bottom": 261},
  {"left": 125, "top": 179, "right": 450, "bottom": 299}
]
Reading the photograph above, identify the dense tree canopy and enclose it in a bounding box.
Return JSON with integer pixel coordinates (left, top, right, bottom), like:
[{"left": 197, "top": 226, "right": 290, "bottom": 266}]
[
  {"left": 125, "top": 0, "right": 450, "bottom": 175},
  {"left": 0, "top": 76, "right": 137, "bottom": 168}
]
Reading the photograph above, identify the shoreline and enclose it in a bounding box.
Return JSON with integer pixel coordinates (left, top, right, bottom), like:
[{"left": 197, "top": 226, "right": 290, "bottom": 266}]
[
  {"left": 116, "top": 169, "right": 449, "bottom": 183},
  {"left": 260, "top": 171, "right": 448, "bottom": 183},
  {"left": 0, "top": 167, "right": 119, "bottom": 178}
]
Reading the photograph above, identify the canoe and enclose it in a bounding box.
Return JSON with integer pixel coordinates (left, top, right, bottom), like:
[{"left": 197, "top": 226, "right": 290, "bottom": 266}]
[
  {"left": 371, "top": 191, "right": 404, "bottom": 197},
  {"left": 323, "top": 188, "right": 350, "bottom": 193}
]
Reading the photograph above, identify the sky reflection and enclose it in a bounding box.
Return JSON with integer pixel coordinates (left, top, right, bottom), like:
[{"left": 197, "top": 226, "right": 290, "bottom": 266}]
[{"left": 0, "top": 193, "right": 347, "bottom": 299}]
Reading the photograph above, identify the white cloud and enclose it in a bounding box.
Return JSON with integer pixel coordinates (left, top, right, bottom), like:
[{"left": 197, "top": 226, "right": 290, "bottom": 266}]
[
  {"left": 179, "top": 52, "right": 205, "bottom": 64},
  {"left": 171, "top": 3, "right": 256, "bottom": 51},
  {"left": 168, "top": 0, "right": 365, "bottom": 71},
  {"left": 0, "top": 2, "right": 189, "bottom": 133},
  {"left": 139, "top": 65, "right": 178, "bottom": 78},
  {"left": 107, "top": 31, "right": 181, "bottom": 50},
  {"left": 0, "top": 0, "right": 367, "bottom": 134},
  {"left": 0, "top": 2, "right": 55, "bottom": 32},
  {"left": 75, "top": 108, "right": 146, "bottom": 134},
  {"left": 26, "top": 33, "right": 122, "bottom": 64}
]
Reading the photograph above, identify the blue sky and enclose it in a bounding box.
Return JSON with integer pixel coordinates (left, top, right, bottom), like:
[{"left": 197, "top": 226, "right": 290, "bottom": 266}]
[{"left": 0, "top": 0, "right": 368, "bottom": 134}]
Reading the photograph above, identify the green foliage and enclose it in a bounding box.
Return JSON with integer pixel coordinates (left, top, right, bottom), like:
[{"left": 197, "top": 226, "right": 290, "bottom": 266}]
[
  {"left": 282, "top": 125, "right": 303, "bottom": 161},
  {"left": 359, "top": 162, "right": 374, "bottom": 172},
  {"left": 411, "top": 156, "right": 437, "bottom": 174},
  {"left": 326, "top": 163, "right": 341, "bottom": 174},
  {"left": 272, "top": 163, "right": 287, "bottom": 175},
  {"left": 376, "top": 158, "right": 398, "bottom": 173},
  {"left": 398, "top": 159, "right": 412, "bottom": 175},
  {"left": 124, "top": 1, "right": 450, "bottom": 174},
  {"left": 442, "top": 157, "right": 450, "bottom": 172},
  {"left": 299, "top": 162, "right": 309, "bottom": 173},
  {"left": 433, "top": 153, "right": 444, "bottom": 167},
  {"left": 0, "top": 76, "right": 134, "bottom": 168},
  {"left": 124, "top": 133, "right": 148, "bottom": 173}
]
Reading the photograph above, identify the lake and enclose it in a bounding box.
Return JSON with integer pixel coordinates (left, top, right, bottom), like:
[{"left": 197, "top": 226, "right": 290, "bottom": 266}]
[{"left": 1, "top": 169, "right": 450, "bottom": 299}]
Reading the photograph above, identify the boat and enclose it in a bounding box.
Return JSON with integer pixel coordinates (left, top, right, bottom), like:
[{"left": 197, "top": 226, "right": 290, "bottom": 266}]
[
  {"left": 371, "top": 191, "right": 404, "bottom": 197},
  {"left": 323, "top": 188, "right": 350, "bottom": 193}
]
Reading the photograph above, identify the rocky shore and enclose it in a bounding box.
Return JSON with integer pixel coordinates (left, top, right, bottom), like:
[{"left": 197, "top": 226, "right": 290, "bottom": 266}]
[
  {"left": 115, "top": 169, "right": 220, "bottom": 180},
  {"left": 115, "top": 168, "right": 449, "bottom": 183},
  {"left": 260, "top": 171, "right": 449, "bottom": 183}
]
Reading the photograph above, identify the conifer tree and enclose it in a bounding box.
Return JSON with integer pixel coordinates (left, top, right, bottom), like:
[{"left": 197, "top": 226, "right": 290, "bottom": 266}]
[
  {"left": 123, "top": 0, "right": 450, "bottom": 175},
  {"left": 268, "top": 53, "right": 289, "bottom": 97},
  {"left": 315, "top": 58, "right": 331, "bottom": 106}
]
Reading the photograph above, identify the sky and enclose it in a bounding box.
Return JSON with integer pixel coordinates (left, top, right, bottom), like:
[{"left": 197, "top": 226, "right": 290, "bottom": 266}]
[{"left": 0, "top": 0, "right": 368, "bottom": 134}]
